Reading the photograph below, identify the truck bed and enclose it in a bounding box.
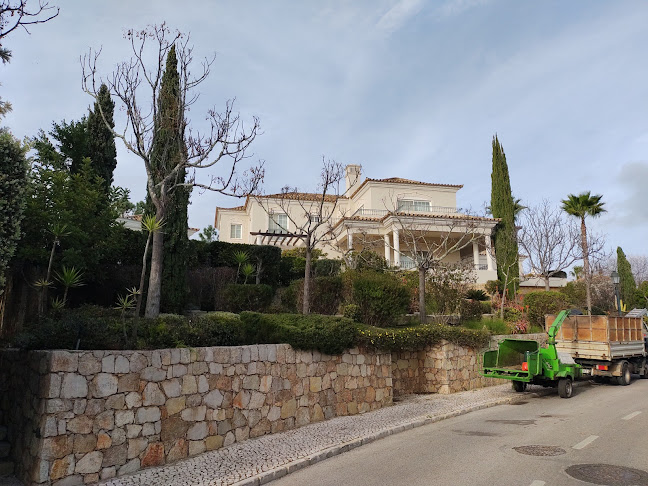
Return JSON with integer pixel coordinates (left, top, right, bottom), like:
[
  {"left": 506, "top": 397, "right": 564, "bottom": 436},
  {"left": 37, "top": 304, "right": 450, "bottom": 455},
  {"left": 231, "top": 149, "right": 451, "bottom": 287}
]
[{"left": 545, "top": 315, "right": 646, "bottom": 360}]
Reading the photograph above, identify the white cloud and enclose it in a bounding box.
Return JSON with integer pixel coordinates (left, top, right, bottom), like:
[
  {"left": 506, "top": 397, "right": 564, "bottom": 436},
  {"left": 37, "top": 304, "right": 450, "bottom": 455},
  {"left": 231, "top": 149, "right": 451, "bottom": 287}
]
[{"left": 376, "top": 0, "right": 424, "bottom": 33}]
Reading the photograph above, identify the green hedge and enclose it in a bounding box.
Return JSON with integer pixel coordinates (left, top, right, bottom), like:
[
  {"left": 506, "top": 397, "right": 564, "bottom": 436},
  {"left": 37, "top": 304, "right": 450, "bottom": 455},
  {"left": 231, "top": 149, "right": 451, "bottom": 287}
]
[
  {"left": 348, "top": 271, "right": 410, "bottom": 326},
  {"left": 357, "top": 323, "right": 489, "bottom": 351},
  {"left": 222, "top": 284, "right": 274, "bottom": 313},
  {"left": 523, "top": 291, "right": 570, "bottom": 327}
]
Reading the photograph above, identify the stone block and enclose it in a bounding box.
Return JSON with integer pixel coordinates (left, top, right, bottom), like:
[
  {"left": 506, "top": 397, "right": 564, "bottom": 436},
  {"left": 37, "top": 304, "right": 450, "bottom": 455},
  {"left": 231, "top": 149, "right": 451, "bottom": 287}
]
[
  {"left": 118, "top": 458, "right": 140, "bottom": 475},
  {"left": 106, "top": 394, "right": 126, "bottom": 410},
  {"left": 92, "top": 374, "right": 118, "bottom": 398},
  {"left": 197, "top": 375, "right": 209, "bottom": 393},
  {"left": 46, "top": 398, "right": 73, "bottom": 413},
  {"left": 187, "top": 422, "right": 208, "bottom": 440},
  {"left": 78, "top": 355, "right": 101, "bottom": 376},
  {"left": 181, "top": 406, "right": 206, "bottom": 422},
  {"left": 140, "top": 442, "right": 165, "bottom": 467},
  {"left": 117, "top": 374, "right": 140, "bottom": 393},
  {"left": 140, "top": 367, "right": 166, "bottom": 382},
  {"left": 85, "top": 399, "right": 104, "bottom": 416},
  {"left": 203, "top": 389, "right": 223, "bottom": 409},
  {"left": 125, "top": 392, "right": 142, "bottom": 409},
  {"left": 50, "top": 454, "right": 75, "bottom": 480},
  {"left": 83, "top": 473, "right": 99, "bottom": 484},
  {"left": 73, "top": 434, "right": 97, "bottom": 454},
  {"left": 161, "top": 379, "right": 181, "bottom": 398},
  {"left": 280, "top": 399, "right": 297, "bottom": 419},
  {"left": 160, "top": 416, "right": 189, "bottom": 442},
  {"left": 97, "top": 432, "right": 112, "bottom": 449},
  {"left": 143, "top": 383, "right": 165, "bottom": 406},
  {"left": 102, "top": 355, "right": 115, "bottom": 373},
  {"left": 42, "top": 435, "right": 73, "bottom": 460},
  {"left": 126, "top": 424, "right": 142, "bottom": 439},
  {"left": 75, "top": 451, "right": 103, "bottom": 474},
  {"left": 101, "top": 444, "right": 127, "bottom": 467},
  {"left": 259, "top": 375, "right": 272, "bottom": 393},
  {"left": 53, "top": 474, "right": 83, "bottom": 486},
  {"left": 181, "top": 375, "right": 197, "bottom": 395},
  {"left": 188, "top": 440, "right": 205, "bottom": 456},
  {"left": 100, "top": 467, "right": 116, "bottom": 480},
  {"left": 111, "top": 427, "right": 127, "bottom": 446},
  {"left": 171, "top": 364, "right": 187, "bottom": 378},
  {"left": 166, "top": 439, "right": 188, "bottom": 462},
  {"left": 67, "top": 415, "right": 93, "bottom": 434},
  {"left": 242, "top": 375, "right": 260, "bottom": 390},
  {"left": 94, "top": 410, "right": 115, "bottom": 431},
  {"left": 165, "top": 396, "right": 186, "bottom": 416},
  {"left": 135, "top": 407, "right": 160, "bottom": 424},
  {"left": 115, "top": 410, "right": 134, "bottom": 427},
  {"left": 50, "top": 351, "right": 78, "bottom": 372},
  {"left": 205, "top": 435, "right": 224, "bottom": 451},
  {"left": 129, "top": 353, "right": 148, "bottom": 373},
  {"left": 127, "top": 438, "right": 148, "bottom": 459},
  {"left": 248, "top": 391, "right": 266, "bottom": 410},
  {"left": 114, "top": 356, "right": 130, "bottom": 374}
]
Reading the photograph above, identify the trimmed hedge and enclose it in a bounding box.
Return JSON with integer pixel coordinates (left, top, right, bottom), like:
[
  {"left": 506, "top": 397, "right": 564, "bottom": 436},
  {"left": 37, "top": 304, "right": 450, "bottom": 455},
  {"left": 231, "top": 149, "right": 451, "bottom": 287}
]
[
  {"left": 348, "top": 271, "right": 410, "bottom": 326},
  {"left": 524, "top": 291, "right": 570, "bottom": 327},
  {"left": 357, "top": 323, "right": 489, "bottom": 351},
  {"left": 222, "top": 284, "right": 274, "bottom": 313}
]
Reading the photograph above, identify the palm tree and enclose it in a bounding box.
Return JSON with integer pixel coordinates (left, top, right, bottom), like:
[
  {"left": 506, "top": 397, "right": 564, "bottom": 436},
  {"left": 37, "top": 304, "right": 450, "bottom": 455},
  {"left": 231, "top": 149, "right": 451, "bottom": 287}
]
[{"left": 561, "top": 192, "right": 606, "bottom": 314}]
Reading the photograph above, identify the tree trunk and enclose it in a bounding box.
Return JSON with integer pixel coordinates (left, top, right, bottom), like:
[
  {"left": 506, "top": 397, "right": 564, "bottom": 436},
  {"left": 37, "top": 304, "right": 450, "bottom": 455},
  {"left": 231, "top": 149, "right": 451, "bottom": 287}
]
[
  {"left": 544, "top": 276, "right": 550, "bottom": 291},
  {"left": 145, "top": 228, "right": 164, "bottom": 318},
  {"left": 302, "top": 243, "right": 312, "bottom": 315},
  {"left": 418, "top": 267, "right": 427, "bottom": 324},
  {"left": 580, "top": 217, "right": 592, "bottom": 315},
  {"left": 136, "top": 232, "right": 152, "bottom": 317}
]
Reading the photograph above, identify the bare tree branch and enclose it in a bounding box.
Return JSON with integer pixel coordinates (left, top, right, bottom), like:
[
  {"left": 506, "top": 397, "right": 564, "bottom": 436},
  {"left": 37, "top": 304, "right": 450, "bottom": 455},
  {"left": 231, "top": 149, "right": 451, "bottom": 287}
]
[{"left": 0, "top": 1, "right": 58, "bottom": 44}]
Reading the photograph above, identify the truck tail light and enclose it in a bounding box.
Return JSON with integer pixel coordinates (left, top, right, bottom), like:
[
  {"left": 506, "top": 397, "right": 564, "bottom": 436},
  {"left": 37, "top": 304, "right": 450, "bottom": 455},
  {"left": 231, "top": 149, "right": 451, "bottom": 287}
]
[{"left": 596, "top": 365, "right": 608, "bottom": 371}]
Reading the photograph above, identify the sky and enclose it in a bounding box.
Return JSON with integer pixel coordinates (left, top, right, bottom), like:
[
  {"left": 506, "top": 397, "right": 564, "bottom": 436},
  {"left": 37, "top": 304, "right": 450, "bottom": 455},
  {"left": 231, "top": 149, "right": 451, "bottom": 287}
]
[{"left": 3, "top": 0, "right": 648, "bottom": 257}]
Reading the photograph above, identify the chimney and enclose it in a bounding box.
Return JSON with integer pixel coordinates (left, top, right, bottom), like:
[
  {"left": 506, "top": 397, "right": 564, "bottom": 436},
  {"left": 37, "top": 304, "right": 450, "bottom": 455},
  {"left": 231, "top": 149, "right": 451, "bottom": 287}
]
[{"left": 344, "top": 164, "right": 361, "bottom": 194}]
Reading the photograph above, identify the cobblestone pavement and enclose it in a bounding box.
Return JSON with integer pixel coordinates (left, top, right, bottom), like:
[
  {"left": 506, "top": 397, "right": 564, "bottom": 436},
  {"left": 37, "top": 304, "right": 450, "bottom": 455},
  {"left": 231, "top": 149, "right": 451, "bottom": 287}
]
[{"left": 1, "top": 383, "right": 567, "bottom": 486}]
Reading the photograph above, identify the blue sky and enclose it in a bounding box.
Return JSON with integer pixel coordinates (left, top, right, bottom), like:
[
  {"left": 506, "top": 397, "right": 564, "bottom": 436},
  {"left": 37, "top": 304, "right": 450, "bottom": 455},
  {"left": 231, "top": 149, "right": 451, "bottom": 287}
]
[{"left": 4, "top": 0, "right": 648, "bottom": 256}]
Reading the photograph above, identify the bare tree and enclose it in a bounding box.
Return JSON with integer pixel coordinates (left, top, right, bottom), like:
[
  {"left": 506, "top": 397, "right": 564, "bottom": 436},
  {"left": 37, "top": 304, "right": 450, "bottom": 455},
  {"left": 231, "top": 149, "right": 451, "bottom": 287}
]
[
  {"left": 629, "top": 255, "right": 648, "bottom": 285},
  {"left": 82, "top": 24, "right": 263, "bottom": 317},
  {"left": 254, "top": 159, "right": 358, "bottom": 314},
  {"left": 518, "top": 200, "right": 581, "bottom": 291},
  {"left": 0, "top": 1, "right": 58, "bottom": 45},
  {"left": 376, "top": 199, "right": 489, "bottom": 324}
]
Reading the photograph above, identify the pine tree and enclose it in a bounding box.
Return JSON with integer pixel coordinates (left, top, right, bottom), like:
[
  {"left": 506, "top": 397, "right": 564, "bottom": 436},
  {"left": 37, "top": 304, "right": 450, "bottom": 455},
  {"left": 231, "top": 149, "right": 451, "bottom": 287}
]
[
  {"left": 617, "top": 247, "right": 636, "bottom": 309},
  {"left": 86, "top": 84, "right": 117, "bottom": 190},
  {"left": 147, "top": 45, "right": 190, "bottom": 313},
  {"left": 490, "top": 135, "right": 519, "bottom": 295}
]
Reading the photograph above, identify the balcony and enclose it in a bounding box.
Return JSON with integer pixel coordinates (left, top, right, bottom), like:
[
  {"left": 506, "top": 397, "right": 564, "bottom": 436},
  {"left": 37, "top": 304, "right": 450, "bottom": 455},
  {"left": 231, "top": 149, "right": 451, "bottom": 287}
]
[{"left": 352, "top": 205, "right": 458, "bottom": 218}]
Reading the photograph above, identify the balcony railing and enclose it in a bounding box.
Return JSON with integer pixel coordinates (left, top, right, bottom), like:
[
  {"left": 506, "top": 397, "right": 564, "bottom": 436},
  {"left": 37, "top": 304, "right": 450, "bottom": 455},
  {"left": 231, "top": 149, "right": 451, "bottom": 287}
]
[{"left": 352, "top": 206, "right": 458, "bottom": 218}]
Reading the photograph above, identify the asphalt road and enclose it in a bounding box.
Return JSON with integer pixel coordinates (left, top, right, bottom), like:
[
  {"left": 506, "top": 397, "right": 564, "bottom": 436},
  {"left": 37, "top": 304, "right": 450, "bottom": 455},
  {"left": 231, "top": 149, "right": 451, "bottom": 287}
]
[{"left": 270, "top": 378, "right": 648, "bottom": 486}]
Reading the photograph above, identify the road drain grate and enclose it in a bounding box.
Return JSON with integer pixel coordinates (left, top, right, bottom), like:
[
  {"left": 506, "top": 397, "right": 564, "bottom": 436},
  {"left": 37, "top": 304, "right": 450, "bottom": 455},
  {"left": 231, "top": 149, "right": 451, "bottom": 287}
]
[
  {"left": 565, "top": 464, "right": 648, "bottom": 485},
  {"left": 513, "top": 445, "right": 566, "bottom": 456}
]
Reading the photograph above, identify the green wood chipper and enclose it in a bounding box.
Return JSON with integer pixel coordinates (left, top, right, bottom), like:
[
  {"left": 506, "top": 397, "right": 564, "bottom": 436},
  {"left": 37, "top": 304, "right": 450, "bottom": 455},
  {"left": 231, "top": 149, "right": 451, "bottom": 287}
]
[{"left": 481, "top": 310, "right": 582, "bottom": 398}]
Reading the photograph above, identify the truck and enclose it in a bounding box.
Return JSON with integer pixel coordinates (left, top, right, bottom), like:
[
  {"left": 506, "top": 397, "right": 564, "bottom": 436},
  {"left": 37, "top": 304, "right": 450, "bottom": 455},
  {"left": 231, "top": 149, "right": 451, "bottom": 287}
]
[
  {"left": 481, "top": 310, "right": 582, "bottom": 398},
  {"left": 545, "top": 311, "right": 648, "bottom": 385}
]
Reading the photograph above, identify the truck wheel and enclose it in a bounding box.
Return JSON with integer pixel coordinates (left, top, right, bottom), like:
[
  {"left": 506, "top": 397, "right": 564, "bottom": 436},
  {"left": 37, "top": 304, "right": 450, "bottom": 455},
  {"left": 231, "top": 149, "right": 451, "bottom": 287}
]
[
  {"left": 640, "top": 362, "right": 648, "bottom": 379},
  {"left": 558, "top": 378, "right": 573, "bottom": 398},
  {"left": 512, "top": 381, "right": 527, "bottom": 392},
  {"left": 618, "top": 362, "right": 631, "bottom": 386}
]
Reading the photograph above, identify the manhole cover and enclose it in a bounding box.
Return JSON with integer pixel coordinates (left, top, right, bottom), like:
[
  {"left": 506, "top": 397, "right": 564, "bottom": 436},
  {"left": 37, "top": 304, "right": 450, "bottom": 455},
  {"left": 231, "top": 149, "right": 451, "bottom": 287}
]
[
  {"left": 566, "top": 464, "right": 648, "bottom": 485},
  {"left": 513, "top": 445, "right": 566, "bottom": 456}
]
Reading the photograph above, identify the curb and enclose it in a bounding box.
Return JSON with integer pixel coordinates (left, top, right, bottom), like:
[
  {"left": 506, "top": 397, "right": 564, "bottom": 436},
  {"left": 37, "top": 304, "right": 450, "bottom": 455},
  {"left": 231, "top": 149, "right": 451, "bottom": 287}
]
[{"left": 231, "top": 382, "right": 590, "bottom": 486}]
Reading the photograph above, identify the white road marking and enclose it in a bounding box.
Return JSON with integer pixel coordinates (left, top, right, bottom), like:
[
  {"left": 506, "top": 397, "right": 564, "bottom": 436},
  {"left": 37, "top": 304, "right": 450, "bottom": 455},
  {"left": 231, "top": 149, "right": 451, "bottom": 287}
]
[
  {"left": 529, "top": 481, "right": 546, "bottom": 486},
  {"left": 573, "top": 435, "right": 599, "bottom": 450},
  {"left": 622, "top": 411, "right": 641, "bottom": 420}
]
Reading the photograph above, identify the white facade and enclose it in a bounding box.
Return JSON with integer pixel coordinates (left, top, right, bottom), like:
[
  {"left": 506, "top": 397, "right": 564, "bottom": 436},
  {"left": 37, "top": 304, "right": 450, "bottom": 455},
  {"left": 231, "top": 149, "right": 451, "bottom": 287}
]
[{"left": 215, "top": 167, "right": 500, "bottom": 283}]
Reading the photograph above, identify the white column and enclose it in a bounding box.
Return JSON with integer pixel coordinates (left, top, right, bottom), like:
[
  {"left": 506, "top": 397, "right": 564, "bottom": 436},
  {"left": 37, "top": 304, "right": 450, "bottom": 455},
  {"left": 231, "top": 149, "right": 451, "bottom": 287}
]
[
  {"left": 393, "top": 229, "right": 400, "bottom": 267},
  {"left": 485, "top": 235, "right": 494, "bottom": 271},
  {"left": 472, "top": 240, "right": 480, "bottom": 270},
  {"left": 255, "top": 234, "right": 262, "bottom": 245},
  {"left": 347, "top": 229, "right": 353, "bottom": 250},
  {"left": 384, "top": 234, "right": 391, "bottom": 265}
]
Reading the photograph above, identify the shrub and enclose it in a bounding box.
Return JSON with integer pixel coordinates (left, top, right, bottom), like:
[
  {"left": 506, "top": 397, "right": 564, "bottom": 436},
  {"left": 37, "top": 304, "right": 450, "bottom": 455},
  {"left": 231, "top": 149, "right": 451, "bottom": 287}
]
[
  {"left": 222, "top": 284, "right": 274, "bottom": 313},
  {"left": 348, "top": 271, "right": 409, "bottom": 326},
  {"left": 523, "top": 291, "right": 570, "bottom": 327},
  {"left": 459, "top": 299, "right": 483, "bottom": 322},
  {"left": 239, "top": 312, "right": 357, "bottom": 355},
  {"left": 295, "top": 276, "right": 344, "bottom": 315},
  {"left": 485, "top": 279, "right": 503, "bottom": 296},
  {"left": 356, "top": 322, "right": 489, "bottom": 351},
  {"left": 314, "top": 259, "right": 343, "bottom": 277},
  {"left": 465, "top": 289, "right": 488, "bottom": 301},
  {"left": 480, "top": 301, "right": 493, "bottom": 314},
  {"left": 462, "top": 318, "right": 511, "bottom": 335},
  {"left": 342, "top": 304, "right": 361, "bottom": 322}
]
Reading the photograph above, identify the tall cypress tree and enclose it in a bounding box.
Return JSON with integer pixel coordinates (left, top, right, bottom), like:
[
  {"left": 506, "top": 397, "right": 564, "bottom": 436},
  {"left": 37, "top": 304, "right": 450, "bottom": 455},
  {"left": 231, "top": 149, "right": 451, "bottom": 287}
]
[
  {"left": 490, "top": 135, "right": 519, "bottom": 295},
  {"left": 86, "top": 84, "right": 117, "bottom": 191},
  {"left": 147, "top": 45, "right": 190, "bottom": 313},
  {"left": 617, "top": 247, "right": 636, "bottom": 309}
]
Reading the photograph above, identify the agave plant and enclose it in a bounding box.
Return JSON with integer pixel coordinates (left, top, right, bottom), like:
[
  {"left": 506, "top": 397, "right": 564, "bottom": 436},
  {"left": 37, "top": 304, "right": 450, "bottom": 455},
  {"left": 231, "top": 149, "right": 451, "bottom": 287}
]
[
  {"left": 241, "top": 263, "right": 256, "bottom": 284},
  {"left": 54, "top": 266, "right": 85, "bottom": 303},
  {"left": 233, "top": 251, "right": 250, "bottom": 283},
  {"left": 114, "top": 290, "right": 137, "bottom": 342},
  {"left": 50, "top": 296, "right": 66, "bottom": 312}
]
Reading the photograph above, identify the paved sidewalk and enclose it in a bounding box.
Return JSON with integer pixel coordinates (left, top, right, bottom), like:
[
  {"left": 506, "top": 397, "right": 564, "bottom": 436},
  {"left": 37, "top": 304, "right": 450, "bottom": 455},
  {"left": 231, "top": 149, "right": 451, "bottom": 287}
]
[{"left": 1, "top": 383, "right": 569, "bottom": 486}]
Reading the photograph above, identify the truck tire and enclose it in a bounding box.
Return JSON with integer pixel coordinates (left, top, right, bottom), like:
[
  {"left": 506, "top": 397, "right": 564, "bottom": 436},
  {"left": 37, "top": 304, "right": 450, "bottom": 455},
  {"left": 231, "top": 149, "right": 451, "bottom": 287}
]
[
  {"left": 640, "top": 362, "right": 648, "bottom": 379},
  {"left": 512, "top": 381, "right": 527, "bottom": 392},
  {"left": 558, "top": 378, "right": 573, "bottom": 398},
  {"left": 618, "top": 362, "right": 631, "bottom": 386}
]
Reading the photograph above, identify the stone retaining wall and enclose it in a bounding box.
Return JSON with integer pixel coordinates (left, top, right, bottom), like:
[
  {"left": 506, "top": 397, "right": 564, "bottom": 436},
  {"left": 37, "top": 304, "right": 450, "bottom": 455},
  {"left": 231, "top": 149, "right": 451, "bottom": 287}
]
[{"left": 0, "top": 345, "right": 392, "bottom": 486}]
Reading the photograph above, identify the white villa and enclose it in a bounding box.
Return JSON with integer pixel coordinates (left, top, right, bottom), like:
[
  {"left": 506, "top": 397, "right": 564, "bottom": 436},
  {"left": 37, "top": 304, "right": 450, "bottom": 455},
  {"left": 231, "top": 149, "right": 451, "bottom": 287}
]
[{"left": 215, "top": 165, "right": 501, "bottom": 284}]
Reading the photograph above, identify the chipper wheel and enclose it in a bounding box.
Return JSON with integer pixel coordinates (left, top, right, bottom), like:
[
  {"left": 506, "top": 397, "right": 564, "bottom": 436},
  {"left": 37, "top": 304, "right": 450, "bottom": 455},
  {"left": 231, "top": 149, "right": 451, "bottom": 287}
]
[
  {"left": 512, "top": 381, "right": 527, "bottom": 392},
  {"left": 558, "top": 378, "right": 573, "bottom": 398}
]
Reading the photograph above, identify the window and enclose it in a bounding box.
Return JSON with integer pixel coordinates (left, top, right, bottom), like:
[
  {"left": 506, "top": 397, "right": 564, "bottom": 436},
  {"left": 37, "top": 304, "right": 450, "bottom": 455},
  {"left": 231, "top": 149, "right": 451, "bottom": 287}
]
[
  {"left": 309, "top": 214, "right": 321, "bottom": 224},
  {"left": 230, "top": 223, "right": 242, "bottom": 239},
  {"left": 397, "top": 199, "right": 430, "bottom": 212},
  {"left": 268, "top": 213, "right": 288, "bottom": 233}
]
